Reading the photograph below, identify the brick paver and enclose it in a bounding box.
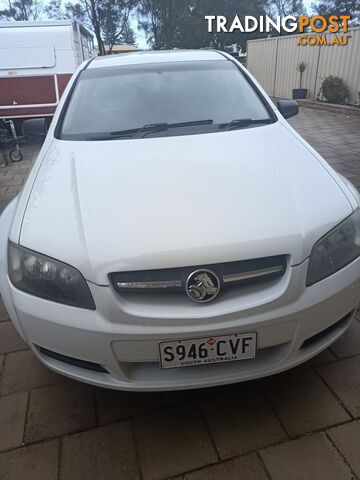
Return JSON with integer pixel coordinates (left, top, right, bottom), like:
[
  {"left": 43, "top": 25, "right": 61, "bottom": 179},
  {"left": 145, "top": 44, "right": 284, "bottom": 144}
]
[
  {"left": 329, "top": 319, "right": 360, "bottom": 359},
  {"left": 0, "top": 107, "right": 359, "bottom": 479},
  {"left": 25, "top": 381, "right": 96, "bottom": 443},
  {"left": 328, "top": 420, "right": 360, "bottom": 477},
  {"left": 1, "top": 349, "right": 63, "bottom": 396},
  {"left": 0, "top": 354, "right": 3, "bottom": 381},
  {"left": 288, "top": 107, "right": 360, "bottom": 188},
  {"left": 260, "top": 433, "right": 353, "bottom": 480},
  {"left": 317, "top": 356, "right": 360, "bottom": 418},
  {"left": 0, "top": 321, "right": 28, "bottom": 354},
  {"left": 0, "top": 392, "right": 28, "bottom": 452},
  {"left": 60, "top": 422, "right": 140, "bottom": 480},
  {"left": 201, "top": 383, "right": 287, "bottom": 458},
  {"left": 134, "top": 403, "right": 218, "bottom": 480},
  {"left": 0, "top": 441, "right": 59, "bottom": 480},
  {"left": 0, "top": 143, "right": 38, "bottom": 214},
  {"left": 183, "top": 453, "right": 269, "bottom": 480},
  {"left": 264, "top": 367, "right": 350, "bottom": 437},
  {"left": 0, "top": 298, "right": 9, "bottom": 322}
]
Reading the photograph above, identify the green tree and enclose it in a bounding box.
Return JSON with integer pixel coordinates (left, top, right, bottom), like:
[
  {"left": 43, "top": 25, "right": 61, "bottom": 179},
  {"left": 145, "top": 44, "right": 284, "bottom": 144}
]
[
  {"left": 44, "top": 0, "right": 87, "bottom": 23},
  {"left": 101, "top": 1, "right": 137, "bottom": 52},
  {"left": 137, "top": 0, "right": 274, "bottom": 52},
  {"left": 0, "top": 0, "right": 42, "bottom": 20},
  {"left": 45, "top": 0, "right": 138, "bottom": 55},
  {"left": 270, "top": 0, "right": 306, "bottom": 16},
  {"left": 138, "top": 0, "right": 183, "bottom": 49},
  {"left": 268, "top": 0, "right": 306, "bottom": 36},
  {"left": 43, "top": 0, "right": 64, "bottom": 19},
  {"left": 312, "top": 0, "right": 360, "bottom": 24},
  {"left": 120, "top": 19, "right": 137, "bottom": 44}
]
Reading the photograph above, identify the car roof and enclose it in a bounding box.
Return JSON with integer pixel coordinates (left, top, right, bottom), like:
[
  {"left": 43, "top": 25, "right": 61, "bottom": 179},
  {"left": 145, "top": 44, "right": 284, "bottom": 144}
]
[{"left": 87, "top": 49, "right": 227, "bottom": 69}]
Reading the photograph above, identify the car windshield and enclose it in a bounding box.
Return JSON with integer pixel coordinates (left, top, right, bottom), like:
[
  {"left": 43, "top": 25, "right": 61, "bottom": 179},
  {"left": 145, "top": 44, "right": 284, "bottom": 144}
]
[{"left": 59, "top": 60, "right": 274, "bottom": 141}]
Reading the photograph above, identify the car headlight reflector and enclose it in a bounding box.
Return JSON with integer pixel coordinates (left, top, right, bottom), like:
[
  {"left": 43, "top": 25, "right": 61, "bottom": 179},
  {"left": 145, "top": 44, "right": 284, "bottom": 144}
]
[
  {"left": 307, "top": 209, "right": 360, "bottom": 286},
  {"left": 8, "top": 242, "right": 95, "bottom": 309}
]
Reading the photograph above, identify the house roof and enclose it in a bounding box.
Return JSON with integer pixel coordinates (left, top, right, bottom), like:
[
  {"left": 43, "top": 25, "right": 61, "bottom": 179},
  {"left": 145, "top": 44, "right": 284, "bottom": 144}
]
[{"left": 104, "top": 44, "right": 140, "bottom": 53}]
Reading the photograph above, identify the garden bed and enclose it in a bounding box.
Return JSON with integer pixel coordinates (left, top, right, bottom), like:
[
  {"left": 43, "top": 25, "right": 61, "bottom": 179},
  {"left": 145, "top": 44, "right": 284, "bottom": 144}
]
[{"left": 296, "top": 99, "right": 360, "bottom": 116}]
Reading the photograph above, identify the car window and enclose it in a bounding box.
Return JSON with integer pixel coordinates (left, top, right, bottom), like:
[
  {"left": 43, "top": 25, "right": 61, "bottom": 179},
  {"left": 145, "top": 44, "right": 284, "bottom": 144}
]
[{"left": 59, "top": 60, "right": 274, "bottom": 140}]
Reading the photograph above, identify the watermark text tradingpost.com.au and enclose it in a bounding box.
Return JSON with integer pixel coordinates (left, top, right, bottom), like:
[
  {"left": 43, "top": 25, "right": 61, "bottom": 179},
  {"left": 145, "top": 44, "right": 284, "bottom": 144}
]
[{"left": 205, "top": 15, "right": 352, "bottom": 46}]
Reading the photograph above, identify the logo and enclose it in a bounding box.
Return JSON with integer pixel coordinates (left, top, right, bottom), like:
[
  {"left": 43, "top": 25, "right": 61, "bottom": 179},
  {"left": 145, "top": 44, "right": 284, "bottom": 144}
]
[
  {"left": 185, "top": 269, "right": 220, "bottom": 303},
  {"left": 205, "top": 15, "right": 351, "bottom": 47}
]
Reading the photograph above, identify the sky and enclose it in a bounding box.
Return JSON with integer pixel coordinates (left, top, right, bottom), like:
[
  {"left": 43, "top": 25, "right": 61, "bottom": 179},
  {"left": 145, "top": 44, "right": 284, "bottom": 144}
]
[
  {"left": 0, "top": 0, "right": 148, "bottom": 48},
  {"left": 131, "top": 14, "right": 147, "bottom": 49},
  {"left": 0, "top": 0, "right": 316, "bottom": 50}
]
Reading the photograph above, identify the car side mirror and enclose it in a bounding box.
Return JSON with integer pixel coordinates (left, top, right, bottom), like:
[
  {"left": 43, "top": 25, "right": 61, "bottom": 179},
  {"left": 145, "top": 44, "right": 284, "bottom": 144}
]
[
  {"left": 277, "top": 100, "right": 299, "bottom": 119},
  {"left": 22, "top": 118, "right": 47, "bottom": 138}
]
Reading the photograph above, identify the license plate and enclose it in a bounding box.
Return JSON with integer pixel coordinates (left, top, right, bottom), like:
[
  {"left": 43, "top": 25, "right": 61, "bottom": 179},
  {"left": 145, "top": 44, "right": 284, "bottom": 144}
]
[{"left": 159, "top": 332, "right": 256, "bottom": 369}]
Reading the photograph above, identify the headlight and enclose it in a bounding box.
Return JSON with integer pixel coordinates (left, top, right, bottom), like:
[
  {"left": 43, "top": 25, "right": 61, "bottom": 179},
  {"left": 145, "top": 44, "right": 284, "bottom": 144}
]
[
  {"left": 8, "top": 242, "right": 95, "bottom": 309},
  {"left": 307, "top": 209, "right": 360, "bottom": 286}
]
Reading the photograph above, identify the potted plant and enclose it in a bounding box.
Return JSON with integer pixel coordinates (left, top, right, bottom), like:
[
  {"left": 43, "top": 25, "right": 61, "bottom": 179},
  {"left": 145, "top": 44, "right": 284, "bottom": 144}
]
[{"left": 292, "top": 62, "right": 308, "bottom": 99}]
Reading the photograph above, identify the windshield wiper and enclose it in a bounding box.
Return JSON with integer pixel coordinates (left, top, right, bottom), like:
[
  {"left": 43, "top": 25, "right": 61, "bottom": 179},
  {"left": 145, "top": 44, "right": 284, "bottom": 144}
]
[
  {"left": 219, "top": 118, "right": 272, "bottom": 131},
  {"left": 85, "top": 125, "right": 165, "bottom": 141},
  {"left": 133, "top": 123, "right": 168, "bottom": 138},
  {"left": 164, "top": 119, "right": 213, "bottom": 129},
  {"left": 85, "top": 132, "right": 136, "bottom": 140},
  {"left": 86, "top": 119, "right": 214, "bottom": 141},
  {"left": 110, "top": 119, "right": 213, "bottom": 138}
]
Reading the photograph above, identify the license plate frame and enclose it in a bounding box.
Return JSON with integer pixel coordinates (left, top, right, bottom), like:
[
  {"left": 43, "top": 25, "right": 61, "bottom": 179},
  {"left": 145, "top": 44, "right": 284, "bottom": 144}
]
[{"left": 159, "top": 332, "right": 257, "bottom": 370}]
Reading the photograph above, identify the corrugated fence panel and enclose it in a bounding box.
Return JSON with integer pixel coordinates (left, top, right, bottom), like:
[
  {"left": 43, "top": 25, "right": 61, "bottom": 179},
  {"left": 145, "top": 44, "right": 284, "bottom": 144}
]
[
  {"left": 247, "top": 37, "right": 277, "bottom": 94},
  {"left": 315, "top": 29, "right": 360, "bottom": 103},
  {"left": 274, "top": 35, "right": 320, "bottom": 99},
  {"left": 247, "top": 27, "right": 360, "bottom": 104}
]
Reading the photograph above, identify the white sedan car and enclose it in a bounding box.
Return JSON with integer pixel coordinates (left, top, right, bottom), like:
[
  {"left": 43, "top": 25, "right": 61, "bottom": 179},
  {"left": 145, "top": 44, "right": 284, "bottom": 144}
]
[{"left": 0, "top": 50, "right": 359, "bottom": 391}]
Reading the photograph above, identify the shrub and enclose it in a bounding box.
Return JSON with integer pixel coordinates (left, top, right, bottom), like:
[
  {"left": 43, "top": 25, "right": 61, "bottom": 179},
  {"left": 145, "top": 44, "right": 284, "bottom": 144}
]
[{"left": 320, "top": 76, "right": 349, "bottom": 104}]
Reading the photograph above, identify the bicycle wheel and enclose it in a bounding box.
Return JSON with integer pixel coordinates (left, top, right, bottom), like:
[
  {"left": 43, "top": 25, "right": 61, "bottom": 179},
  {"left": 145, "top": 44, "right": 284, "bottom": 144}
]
[{"left": 9, "top": 148, "right": 23, "bottom": 162}]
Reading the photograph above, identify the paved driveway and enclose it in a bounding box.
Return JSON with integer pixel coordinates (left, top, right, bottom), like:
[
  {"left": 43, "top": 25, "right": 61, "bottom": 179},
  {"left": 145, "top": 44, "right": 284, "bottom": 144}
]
[{"left": 0, "top": 107, "right": 359, "bottom": 480}]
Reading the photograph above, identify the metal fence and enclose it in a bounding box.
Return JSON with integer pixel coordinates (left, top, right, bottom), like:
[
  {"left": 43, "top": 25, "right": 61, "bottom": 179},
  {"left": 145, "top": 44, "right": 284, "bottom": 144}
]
[{"left": 247, "top": 27, "right": 360, "bottom": 104}]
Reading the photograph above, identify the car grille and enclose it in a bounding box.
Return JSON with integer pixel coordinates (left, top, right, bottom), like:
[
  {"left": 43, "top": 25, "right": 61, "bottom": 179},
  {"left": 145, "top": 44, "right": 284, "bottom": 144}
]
[{"left": 110, "top": 255, "right": 287, "bottom": 296}]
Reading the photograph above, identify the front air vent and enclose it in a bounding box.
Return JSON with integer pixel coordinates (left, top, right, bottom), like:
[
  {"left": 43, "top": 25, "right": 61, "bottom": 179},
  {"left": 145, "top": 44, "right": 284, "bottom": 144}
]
[
  {"left": 300, "top": 311, "right": 354, "bottom": 350},
  {"left": 38, "top": 346, "right": 108, "bottom": 373},
  {"left": 110, "top": 255, "right": 287, "bottom": 295}
]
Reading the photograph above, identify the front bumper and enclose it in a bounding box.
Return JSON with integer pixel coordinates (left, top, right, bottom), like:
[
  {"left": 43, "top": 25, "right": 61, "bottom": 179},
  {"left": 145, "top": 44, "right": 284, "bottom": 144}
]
[{"left": 2, "top": 257, "right": 360, "bottom": 391}]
